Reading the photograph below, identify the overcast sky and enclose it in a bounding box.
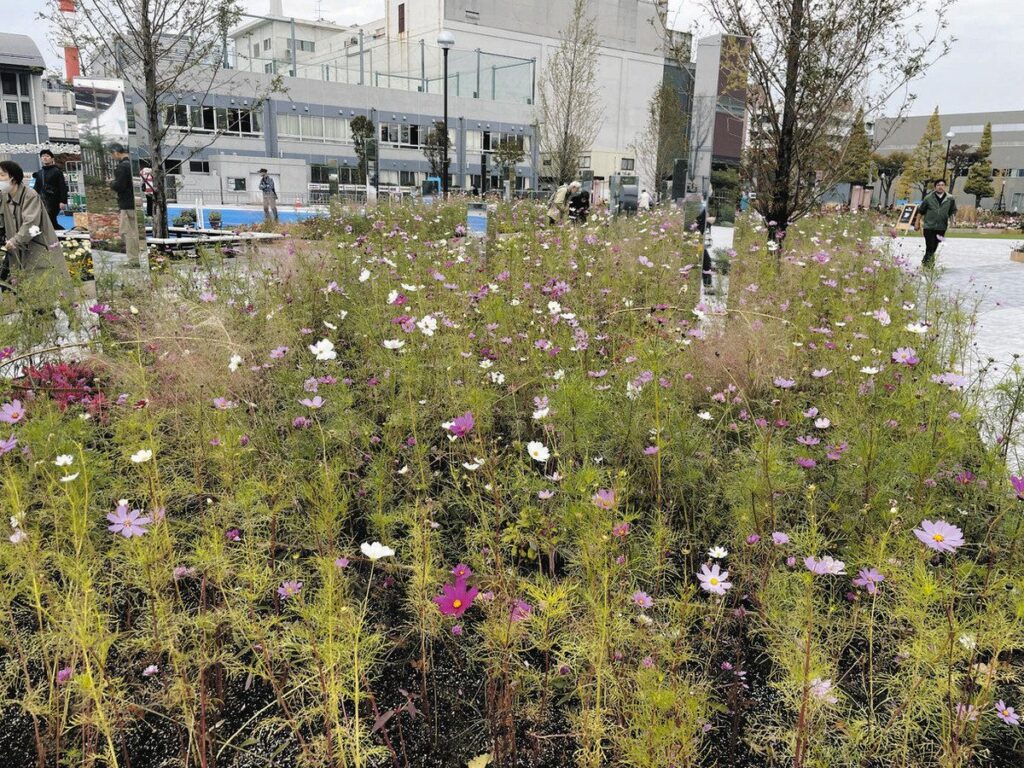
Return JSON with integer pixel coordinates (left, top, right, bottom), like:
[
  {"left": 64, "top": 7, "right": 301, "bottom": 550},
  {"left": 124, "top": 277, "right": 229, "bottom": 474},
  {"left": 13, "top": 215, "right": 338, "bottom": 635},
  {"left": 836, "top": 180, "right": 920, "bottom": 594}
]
[{"left": 8, "top": 0, "right": 1022, "bottom": 117}]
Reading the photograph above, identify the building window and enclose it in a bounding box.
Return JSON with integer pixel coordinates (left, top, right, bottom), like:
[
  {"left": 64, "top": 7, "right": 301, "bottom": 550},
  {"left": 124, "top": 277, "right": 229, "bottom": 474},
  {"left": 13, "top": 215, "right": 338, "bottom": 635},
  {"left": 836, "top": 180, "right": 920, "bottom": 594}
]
[
  {"left": 579, "top": 156, "right": 591, "bottom": 169},
  {"left": 253, "top": 44, "right": 260, "bottom": 58},
  {"left": 399, "top": 170, "right": 416, "bottom": 186},
  {"left": 621, "top": 158, "right": 635, "bottom": 171},
  {"left": 398, "top": 3, "right": 405, "bottom": 33},
  {"left": 264, "top": 62, "right": 275, "bottom": 74},
  {"left": 189, "top": 160, "right": 210, "bottom": 173},
  {"left": 1, "top": 70, "right": 35, "bottom": 125},
  {"left": 228, "top": 177, "right": 246, "bottom": 191},
  {"left": 296, "top": 40, "right": 315, "bottom": 52},
  {"left": 263, "top": 38, "right": 271, "bottom": 51},
  {"left": 162, "top": 102, "right": 262, "bottom": 137}
]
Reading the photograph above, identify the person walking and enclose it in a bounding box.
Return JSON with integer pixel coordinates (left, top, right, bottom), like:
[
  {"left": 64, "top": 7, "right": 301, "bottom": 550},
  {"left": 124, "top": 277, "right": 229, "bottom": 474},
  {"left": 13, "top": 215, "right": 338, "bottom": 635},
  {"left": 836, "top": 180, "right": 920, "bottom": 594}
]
[
  {"left": 547, "top": 181, "right": 569, "bottom": 225},
  {"left": 1, "top": 160, "right": 69, "bottom": 287},
  {"left": 638, "top": 188, "right": 652, "bottom": 211},
  {"left": 140, "top": 164, "right": 156, "bottom": 219},
  {"left": 32, "top": 149, "right": 68, "bottom": 231},
  {"left": 915, "top": 178, "right": 957, "bottom": 268},
  {"left": 259, "top": 168, "right": 278, "bottom": 223},
  {"left": 109, "top": 144, "right": 141, "bottom": 267},
  {"left": 567, "top": 181, "right": 589, "bottom": 224}
]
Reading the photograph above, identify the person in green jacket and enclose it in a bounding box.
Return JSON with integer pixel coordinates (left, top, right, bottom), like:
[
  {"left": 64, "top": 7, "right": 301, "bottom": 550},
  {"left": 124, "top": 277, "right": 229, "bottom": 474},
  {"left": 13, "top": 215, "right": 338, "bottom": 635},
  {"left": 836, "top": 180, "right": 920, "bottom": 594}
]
[{"left": 915, "top": 178, "right": 957, "bottom": 268}]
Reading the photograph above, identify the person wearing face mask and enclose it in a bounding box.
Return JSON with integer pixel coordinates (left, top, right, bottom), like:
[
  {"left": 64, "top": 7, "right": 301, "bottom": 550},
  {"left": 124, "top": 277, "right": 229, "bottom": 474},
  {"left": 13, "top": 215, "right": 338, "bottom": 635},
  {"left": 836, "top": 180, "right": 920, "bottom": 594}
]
[
  {"left": 914, "top": 177, "right": 957, "bottom": 269},
  {"left": 1, "top": 160, "right": 68, "bottom": 285}
]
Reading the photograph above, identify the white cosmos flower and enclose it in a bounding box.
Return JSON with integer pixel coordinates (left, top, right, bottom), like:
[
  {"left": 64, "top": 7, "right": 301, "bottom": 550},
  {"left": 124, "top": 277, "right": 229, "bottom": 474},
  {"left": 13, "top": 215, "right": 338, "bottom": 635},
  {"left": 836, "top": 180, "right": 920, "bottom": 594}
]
[
  {"left": 383, "top": 339, "right": 405, "bottom": 350},
  {"left": 552, "top": 369, "right": 565, "bottom": 380},
  {"left": 417, "top": 315, "right": 438, "bottom": 336},
  {"left": 697, "top": 411, "right": 713, "bottom": 421},
  {"left": 131, "top": 449, "right": 153, "bottom": 463},
  {"left": 489, "top": 371, "right": 505, "bottom": 385},
  {"left": 814, "top": 418, "right": 831, "bottom": 429},
  {"left": 527, "top": 441, "right": 550, "bottom": 462},
  {"left": 860, "top": 366, "right": 879, "bottom": 375},
  {"left": 708, "top": 546, "right": 729, "bottom": 559},
  {"left": 359, "top": 268, "right": 371, "bottom": 282},
  {"left": 309, "top": 338, "right": 337, "bottom": 361},
  {"left": 510, "top": 298, "right": 521, "bottom": 307},
  {"left": 60, "top": 472, "right": 80, "bottom": 483},
  {"left": 397, "top": 465, "right": 410, "bottom": 475},
  {"left": 9, "top": 529, "right": 27, "bottom": 544},
  {"left": 401, "top": 283, "right": 419, "bottom": 292},
  {"left": 532, "top": 406, "right": 550, "bottom": 420},
  {"left": 479, "top": 359, "right": 494, "bottom": 369},
  {"left": 387, "top": 290, "right": 399, "bottom": 304},
  {"left": 228, "top": 354, "right": 243, "bottom": 372},
  {"left": 462, "top": 458, "right": 485, "bottom": 470},
  {"left": 360, "top": 541, "right": 395, "bottom": 560},
  {"left": 323, "top": 321, "right": 337, "bottom": 330},
  {"left": 906, "top": 322, "right": 929, "bottom": 334},
  {"left": 547, "top": 301, "right": 562, "bottom": 315},
  {"left": 54, "top": 454, "right": 74, "bottom": 467}
]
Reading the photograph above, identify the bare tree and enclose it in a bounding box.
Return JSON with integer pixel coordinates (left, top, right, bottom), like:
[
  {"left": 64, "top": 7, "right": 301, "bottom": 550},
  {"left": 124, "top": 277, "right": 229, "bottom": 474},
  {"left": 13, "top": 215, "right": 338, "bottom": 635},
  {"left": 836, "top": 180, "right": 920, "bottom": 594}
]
[
  {"left": 41, "top": 0, "right": 280, "bottom": 238},
  {"left": 537, "top": 0, "right": 602, "bottom": 186},
  {"left": 704, "top": 0, "right": 956, "bottom": 237},
  {"left": 421, "top": 121, "right": 451, "bottom": 181},
  {"left": 630, "top": 82, "right": 688, "bottom": 196}
]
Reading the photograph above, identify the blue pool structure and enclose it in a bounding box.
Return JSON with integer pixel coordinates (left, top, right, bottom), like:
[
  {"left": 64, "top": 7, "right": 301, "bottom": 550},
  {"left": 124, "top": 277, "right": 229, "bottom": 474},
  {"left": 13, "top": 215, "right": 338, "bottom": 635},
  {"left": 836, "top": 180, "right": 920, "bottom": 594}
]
[{"left": 55, "top": 204, "right": 326, "bottom": 232}]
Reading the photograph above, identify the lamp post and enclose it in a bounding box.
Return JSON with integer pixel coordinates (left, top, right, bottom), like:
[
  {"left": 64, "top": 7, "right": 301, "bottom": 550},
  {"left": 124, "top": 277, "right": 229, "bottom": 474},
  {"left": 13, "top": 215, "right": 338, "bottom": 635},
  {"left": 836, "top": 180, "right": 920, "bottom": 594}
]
[
  {"left": 943, "top": 130, "right": 955, "bottom": 185},
  {"left": 437, "top": 30, "right": 455, "bottom": 199}
]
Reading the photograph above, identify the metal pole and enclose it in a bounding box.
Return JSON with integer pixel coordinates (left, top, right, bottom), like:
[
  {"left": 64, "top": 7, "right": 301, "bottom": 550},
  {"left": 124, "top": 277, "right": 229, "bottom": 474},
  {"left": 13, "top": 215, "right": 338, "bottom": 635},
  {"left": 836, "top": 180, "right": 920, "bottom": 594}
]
[
  {"left": 359, "top": 30, "right": 365, "bottom": 85},
  {"left": 420, "top": 39, "right": 426, "bottom": 92},
  {"left": 476, "top": 48, "right": 480, "bottom": 98},
  {"left": 442, "top": 47, "right": 449, "bottom": 199},
  {"left": 943, "top": 139, "right": 952, "bottom": 184}
]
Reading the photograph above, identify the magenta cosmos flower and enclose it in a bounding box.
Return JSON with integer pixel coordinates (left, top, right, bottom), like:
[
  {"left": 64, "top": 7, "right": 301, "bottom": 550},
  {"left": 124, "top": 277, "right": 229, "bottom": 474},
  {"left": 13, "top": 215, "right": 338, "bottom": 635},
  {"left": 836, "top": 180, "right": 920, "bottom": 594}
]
[
  {"left": 107, "top": 504, "right": 150, "bottom": 538},
  {"left": 1011, "top": 475, "right": 1024, "bottom": 499},
  {"left": 447, "top": 411, "right": 475, "bottom": 438},
  {"left": 592, "top": 488, "right": 616, "bottom": 510},
  {"left": 434, "top": 579, "right": 479, "bottom": 618},
  {"left": 451, "top": 563, "right": 472, "bottom": 581},
  {"left": 892, "top": 347, "right": 920, "bottom": 366},
  {"left": 511, "top": 599, "right": 533, "bottom": 622},
  {"left": 0, "top": 399, "right": 25, "bottom": 425},
  {"left": 913, "top": 519, "right": 965, "bottom": 553},
  {"left": 697, "top": 563, "right": 732, "bottom": 595}
]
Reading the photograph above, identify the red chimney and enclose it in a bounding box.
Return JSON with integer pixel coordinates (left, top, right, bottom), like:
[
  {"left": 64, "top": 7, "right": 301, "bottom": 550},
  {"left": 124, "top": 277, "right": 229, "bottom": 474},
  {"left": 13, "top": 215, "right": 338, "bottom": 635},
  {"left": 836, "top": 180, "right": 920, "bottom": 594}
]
[
  {"left": 59, "top": 0, "right": 75, "bottom": 12},
  {"left": 59, "top": 0, "right": 80, "bottom": 80}
]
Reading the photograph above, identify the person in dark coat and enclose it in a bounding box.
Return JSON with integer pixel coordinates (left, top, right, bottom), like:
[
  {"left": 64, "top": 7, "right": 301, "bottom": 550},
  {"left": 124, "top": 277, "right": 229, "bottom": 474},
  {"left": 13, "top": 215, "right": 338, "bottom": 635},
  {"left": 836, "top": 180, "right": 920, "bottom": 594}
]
[
  {"left": 914, "top": 178, "right": 957, "bottom": 268},
  {"left": 109, "top": 144, "right": 141, "bottom": 266},
  {"left": 567, "top": 181, "right": 589, "bottom": 224},
  {"left": 32, "top": 149, "right": 69, "bottom": 231},
  {"left": 259, "top": 168, "right": 278, "bottom": 223}
]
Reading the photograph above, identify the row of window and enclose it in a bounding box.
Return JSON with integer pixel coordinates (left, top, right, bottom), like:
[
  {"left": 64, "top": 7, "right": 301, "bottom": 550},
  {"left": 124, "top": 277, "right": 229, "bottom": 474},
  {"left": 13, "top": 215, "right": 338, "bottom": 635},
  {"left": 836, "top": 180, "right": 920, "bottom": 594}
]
[
  {"left": 252, "top": 38, "right": 315, "bottom": 58},
  {"left": 163, "top": 103, "right": 263, "bottom": 136},
  {"left": 276, "top": 116, "right": 529, "bottom": 154},
  {"left": 574, "top": 157, "right": 635, "bottom": 171},
  {"left": 1, "top": 99, "right": 32, "bottom": 125}
]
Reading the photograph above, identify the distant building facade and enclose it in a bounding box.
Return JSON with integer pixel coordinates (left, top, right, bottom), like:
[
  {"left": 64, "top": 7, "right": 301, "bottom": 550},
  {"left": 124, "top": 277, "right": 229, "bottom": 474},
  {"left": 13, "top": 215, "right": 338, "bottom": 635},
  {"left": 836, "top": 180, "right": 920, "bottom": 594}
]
[
  {"left": 0, "top": 33, "right": 50, "bottom": 170},
  {"left": 874, "top": 110, "right": 1024, "bottom": 211}
]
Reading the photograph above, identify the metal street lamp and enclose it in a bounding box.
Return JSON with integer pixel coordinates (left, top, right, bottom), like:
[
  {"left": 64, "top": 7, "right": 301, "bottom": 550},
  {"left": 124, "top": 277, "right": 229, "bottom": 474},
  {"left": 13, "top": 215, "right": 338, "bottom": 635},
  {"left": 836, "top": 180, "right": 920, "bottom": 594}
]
[
  {"left": 943, "top": 130, "right": 955, "bottom": 185},
  {"left": 437, "top": 30, "right": 455, "bottom": 199}
]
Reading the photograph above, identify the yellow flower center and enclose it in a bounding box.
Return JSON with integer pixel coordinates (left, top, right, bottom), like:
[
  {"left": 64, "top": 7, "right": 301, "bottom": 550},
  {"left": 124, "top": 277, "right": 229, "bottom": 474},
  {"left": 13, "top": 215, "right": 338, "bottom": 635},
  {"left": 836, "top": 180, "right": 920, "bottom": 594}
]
[
  {"left": 932, "top": 533, "right": 945, "bottom": 542},
  {"left": 453, "top": 599, "right": 462, "bottom": 609},
  {"left": 11, "top": 411, "right": 20, "bottom": 420},
  {"left": 710, "top": 577, "right": 719, "bottom": 586}
]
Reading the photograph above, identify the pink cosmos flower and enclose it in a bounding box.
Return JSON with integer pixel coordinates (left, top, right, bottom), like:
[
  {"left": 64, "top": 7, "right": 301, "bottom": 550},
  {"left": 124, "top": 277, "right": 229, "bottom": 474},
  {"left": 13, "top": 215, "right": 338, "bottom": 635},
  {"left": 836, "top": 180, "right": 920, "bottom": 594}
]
[
  {"left": 913, "top": 520, "right": 964, "bottom": 553},
  {"left": 0, "top": 434, "right": 16, "bottom": 456},
  {"left": 852, "top": 568, "right": 885, "bottom": 595},
  {"left": 796, "top": 457, "right": 817, "bottom": 469},
  {"left": 772, "top": 532, "right": 790, "bottom": 546},
  {"left": 644, "top": 445, "right": 659, "bottom": 455},
  {"left": 811, "top": 368, "right": 832, "bottom": 378},
  {"left": 1011, "top": 475, "right": 1024, "bottom": 499},
  {"left": 996, "top": 700, "right": 1020, "bottom": 725},
  {"left": 447, "top": 411, "right": 475, "bottom": 438},
  {"left": 451, "top": 563, "right": 472, "bottom": 581},
  {"left": 269, "top": 346, "right": 288, "bottom": 359},
  {"left": 774, "top": 377, "right": 796, "bottom": 389},
  {"left": 892, "top": 347, "right": 919, "bottom": 366},
  {"left": 299, "top": 396, "right": 325, "bottom": 409},
  {"left": 107, "top": 504, "right": 150, "bottom": 538},
  {"left": 632, "top": 590, "right": 653, "bottom": 608},
  {"left": 511, "top": 599, "right": 533, "bottom": 622},
  {"left": 697, "top": 563, "right": 732, "bottom": 595},
  {"left": 592, "top": 488, "right": 616, "bottom": 510},
  {"left": 335, "top": 557, "right": 350, "bottom": 569},
  {"left": 434, "top": 579, "right": 479, "bottom": 618},
  {"left": 278, "top": 580, "right": 303, "bottom": 599},
  {"left": 451, "top": 624, "right": 463, "bottom": 636},
  {"left": 538, "top": 490, "right": 555, "bottom": 499},
  {"left": 804, "top": 555, "right": 846, "bottom": 575},
  {"left": 0, "top": 399, "right": 25, "bottom": 425},
  {"left": 612, "top": 521, "right": 631, "bottom": 537},
  {"left": 57, "top": 666, "right": 73, "bottom": 684},
  {"left": 142, "top": 664, "right": 159, "bottom": 677},
  {"left": 213, "top": 397, "right": 235, "bottom": 410}
]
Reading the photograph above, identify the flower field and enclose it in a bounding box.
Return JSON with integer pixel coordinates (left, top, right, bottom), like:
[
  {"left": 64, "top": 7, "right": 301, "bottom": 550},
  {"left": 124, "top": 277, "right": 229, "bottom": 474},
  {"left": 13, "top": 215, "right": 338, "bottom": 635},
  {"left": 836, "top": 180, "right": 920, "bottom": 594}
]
[{"left": 2, "top": 202, "right": 1024, "bottom": 767}]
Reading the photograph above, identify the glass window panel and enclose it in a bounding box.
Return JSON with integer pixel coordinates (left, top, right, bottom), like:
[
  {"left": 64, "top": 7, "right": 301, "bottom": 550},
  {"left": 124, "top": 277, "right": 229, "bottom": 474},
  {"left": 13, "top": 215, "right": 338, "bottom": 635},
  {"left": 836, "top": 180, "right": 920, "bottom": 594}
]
[
  {"left": 1, "top": 72, "right": 16, "bottom": 96},
  {"left": 250, "top": 109, "right": 261, "bottom": 133},
  {"left": 277, "top": 113, "right": 300, "bottom": 136},
  {"left": 21, "top": 101, "right": 31, "bottom": 124},
  {"left": 303, "top": 115, "right": 324, "bottom": 139},
  {"left": 19, "top": 73, "right": 31, "bottom": 96},
  {"left": 215, "top": 107, "right": 228, "bottom": 131},
  {"left": 5, "top": 102, "right": 19, "bottom": 123}
]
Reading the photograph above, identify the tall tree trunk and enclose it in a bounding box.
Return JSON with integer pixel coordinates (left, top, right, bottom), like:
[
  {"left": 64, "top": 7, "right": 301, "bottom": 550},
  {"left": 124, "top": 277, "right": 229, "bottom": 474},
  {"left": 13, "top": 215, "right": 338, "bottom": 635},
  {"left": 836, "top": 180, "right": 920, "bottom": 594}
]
[
  {"left": 140, "top": 0, "right": 167, "bottom": 239},
  {"left": 768, "top": 0, "right": 806, "bottom": 239}
]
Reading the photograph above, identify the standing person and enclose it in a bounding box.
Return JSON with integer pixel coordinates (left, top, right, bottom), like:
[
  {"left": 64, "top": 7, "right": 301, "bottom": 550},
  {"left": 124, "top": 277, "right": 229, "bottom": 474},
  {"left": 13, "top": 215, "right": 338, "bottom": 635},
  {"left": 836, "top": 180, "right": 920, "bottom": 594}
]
[
  {"left": 567, "top": 181, "right": 589, "bottom": 224},
  {"left": 638, "top": 188, "right": 652, "bottom": 211},
  {"left": 32, "top": 149, "right": 68, "bottom": 231},
  {"left": 915, "top": 178, "right": 957, "bottom": 268},
  {"left": 258, "top": 168, "right": 278, "bottom": 223},
  {"left": 109, "top": 144, "right": 141, "bottom": 267},
  {"left": 1, "top": 160, "right": 68, "bottom": 283},
  {"left": 140, "top": 163, "right": 156, "bottom": 219},
  {"left": 546, "top": 181, "right": 569, "bottom": 225}
]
